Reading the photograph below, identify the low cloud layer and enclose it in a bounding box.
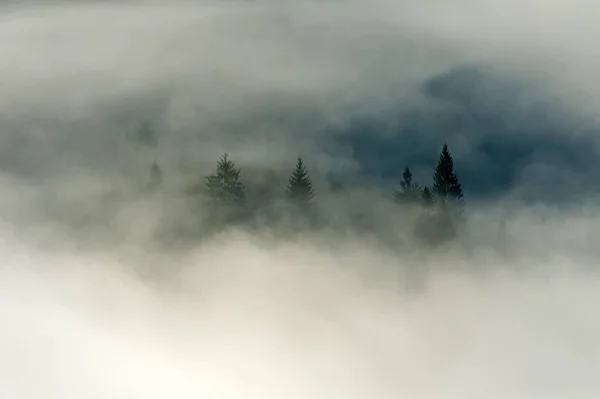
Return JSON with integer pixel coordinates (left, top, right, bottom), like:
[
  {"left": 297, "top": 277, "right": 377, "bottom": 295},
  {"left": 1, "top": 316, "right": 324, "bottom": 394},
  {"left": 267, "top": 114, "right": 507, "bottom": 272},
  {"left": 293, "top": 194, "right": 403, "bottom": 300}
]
[{"left": 2, "top": 231, "right": 600, "bottom": 399}]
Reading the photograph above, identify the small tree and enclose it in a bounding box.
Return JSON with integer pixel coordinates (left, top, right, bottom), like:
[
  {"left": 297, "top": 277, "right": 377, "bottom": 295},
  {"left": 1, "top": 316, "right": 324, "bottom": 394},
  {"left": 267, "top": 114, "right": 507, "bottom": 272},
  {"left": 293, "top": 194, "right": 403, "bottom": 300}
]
[
  {"left": 286, "top": 156, "right": 315, "bottom": 210},
  {"left": 202, "top": 153, "right": 247, "bottom": 228},
  {"left": 394, "top": 167, "right": 422, "bottom": 205},
  {"left": 205, "top": 153, "right": 246, "bottom": 206}
]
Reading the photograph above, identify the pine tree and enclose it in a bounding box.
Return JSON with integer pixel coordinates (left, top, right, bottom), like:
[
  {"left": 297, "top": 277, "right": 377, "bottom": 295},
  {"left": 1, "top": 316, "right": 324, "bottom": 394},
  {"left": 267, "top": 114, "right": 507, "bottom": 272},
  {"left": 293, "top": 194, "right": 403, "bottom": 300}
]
[
  {"left": 205, "top": 153, "right": 246, "bottom": 206},
  {"left": 432, "top": 143, "right": 464, "bottom": 212},
  {"left": 430, "top": 143, "right": 465, "bottom": 241},
  {"left": 286, "top": 156, "right": 315, "bottom": 211},
  {"left": 393, "top": 167, "right": 422, "bottom": 205}
]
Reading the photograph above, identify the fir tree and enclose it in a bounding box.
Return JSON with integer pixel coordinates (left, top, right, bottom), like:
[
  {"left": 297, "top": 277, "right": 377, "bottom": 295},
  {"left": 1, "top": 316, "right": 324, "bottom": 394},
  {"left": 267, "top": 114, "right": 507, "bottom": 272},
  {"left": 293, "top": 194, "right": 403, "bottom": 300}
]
[
  {"left": 430, "top": 143, "right": 465, "bottom": 241},
  {"left": 205, "top": 153, "right": 246, "bottom": 206},
  {"left": 432, "top": 143, "right": 464, "bottom": 212},
  {"left": 286, "top": 156, "right": 315, "bottom": 211},
  {"left": 393, "top": 167, "right": 422, "bottom": 205}
]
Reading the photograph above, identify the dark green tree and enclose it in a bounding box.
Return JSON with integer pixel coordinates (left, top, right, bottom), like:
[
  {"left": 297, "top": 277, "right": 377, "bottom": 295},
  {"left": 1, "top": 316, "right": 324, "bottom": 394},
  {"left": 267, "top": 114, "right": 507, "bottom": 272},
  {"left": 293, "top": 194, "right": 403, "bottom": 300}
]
[
  {"left": 286, "top": 157, "right": 315, "bottom": 210},
  {"left": 432, "top": 143, "right": 464, "bottom": 212},
  {"left": 431, "top": 143, "right": 465, "bottom": 241},
  {"left": 205, "top": 153, "right": 246, "bottom": 206},
  {"left": 393, "top": 167, "right": 422, "bottom": 205}
]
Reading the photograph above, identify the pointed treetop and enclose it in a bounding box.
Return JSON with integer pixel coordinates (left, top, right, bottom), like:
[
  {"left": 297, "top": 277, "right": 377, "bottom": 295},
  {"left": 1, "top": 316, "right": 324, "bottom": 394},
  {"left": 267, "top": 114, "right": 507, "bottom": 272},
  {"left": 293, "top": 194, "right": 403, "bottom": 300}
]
[
  {"left": 401, "top": 167, "right": 413, "bottom": 189},
  {"left": 217, "top": 153, "right": 232, "bottom": 169},
  {"left": 205, "top": 152, "right": 246, "bottom": 205},
  {"left": 394, "top": 167, "right": 421, "bottom": 204},
  {"left": 433, "top": 143, "right": 460, "bottom": 198},
  {"left": 287, "top": 156, "right": 315, "bottom": 205},
  {"left": 432, "top": 143, "right": 464, "bottom": 217}
]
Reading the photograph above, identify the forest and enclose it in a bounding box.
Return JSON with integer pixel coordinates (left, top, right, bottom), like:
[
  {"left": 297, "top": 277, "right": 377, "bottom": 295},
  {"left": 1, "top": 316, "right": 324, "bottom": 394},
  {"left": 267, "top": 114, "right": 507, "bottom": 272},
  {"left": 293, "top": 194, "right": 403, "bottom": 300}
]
[{"left": 146, "top": 140, "right": 465, "bottom": 247}]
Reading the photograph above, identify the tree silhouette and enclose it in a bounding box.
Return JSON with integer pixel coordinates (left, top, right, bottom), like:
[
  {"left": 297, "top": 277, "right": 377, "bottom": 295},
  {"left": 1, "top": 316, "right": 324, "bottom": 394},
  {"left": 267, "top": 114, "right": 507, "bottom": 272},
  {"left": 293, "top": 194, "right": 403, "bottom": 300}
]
[
  {"left": 432, "top": 143, "right": 464, "bottom": 210},
  {"left": 286, "top": 156, "right": 315, "bottom": 210},
  {"left": 205, "top": 153, "right": 246, "bottom": 206},
  {"left": 393, "top": 167, "right": 422, "bottom": 205},
  {"left": 431, "top": 143, "right": 464, "bottom": 240}
]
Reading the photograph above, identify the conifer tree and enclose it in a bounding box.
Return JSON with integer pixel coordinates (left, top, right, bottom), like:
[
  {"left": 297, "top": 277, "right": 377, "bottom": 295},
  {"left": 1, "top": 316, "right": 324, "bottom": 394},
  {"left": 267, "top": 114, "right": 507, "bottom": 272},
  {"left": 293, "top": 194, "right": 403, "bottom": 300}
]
[
  {"left": 286, "top": 156, "right": 315, "bottom": 211},
  {"left": 205, "top": 153, "right": 246, "bottom": 206},
  {"left": 430, "top": 143, "right": 465, "bottom": 241},
  {"left": 421, "top": 186, "right": 435, "bottom": 208},
  {"left": 393, "top": 167, "right": 422, "bottom": 205},
  {"left": 432, "top": 143, "right": 464, "bottom": 212}
]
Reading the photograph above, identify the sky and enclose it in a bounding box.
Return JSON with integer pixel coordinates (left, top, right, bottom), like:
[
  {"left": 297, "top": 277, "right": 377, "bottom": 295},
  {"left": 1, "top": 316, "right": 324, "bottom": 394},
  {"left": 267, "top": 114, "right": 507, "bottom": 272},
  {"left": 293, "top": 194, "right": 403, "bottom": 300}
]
[
  {"left": 0, "top": 1, "right": 598, "bottom": 201},
  {"left": 0, "top": 1, "right": 600, "bottom": 398}
]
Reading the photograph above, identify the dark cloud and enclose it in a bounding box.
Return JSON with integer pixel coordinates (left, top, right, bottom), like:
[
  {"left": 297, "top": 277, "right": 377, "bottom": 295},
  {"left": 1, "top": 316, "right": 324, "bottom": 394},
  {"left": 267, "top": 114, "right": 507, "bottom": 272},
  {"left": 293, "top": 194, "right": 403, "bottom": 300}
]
[{"left": 338, "top": 65, "right": 600, "bottom": 203}]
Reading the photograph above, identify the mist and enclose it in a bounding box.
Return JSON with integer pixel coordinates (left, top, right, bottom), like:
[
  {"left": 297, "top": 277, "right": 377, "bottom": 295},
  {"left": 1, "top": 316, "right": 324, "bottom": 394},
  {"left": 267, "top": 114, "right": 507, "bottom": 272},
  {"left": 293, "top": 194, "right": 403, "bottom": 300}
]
[{"left": 1, "top": 0, "right": 600, "bottom": 398}]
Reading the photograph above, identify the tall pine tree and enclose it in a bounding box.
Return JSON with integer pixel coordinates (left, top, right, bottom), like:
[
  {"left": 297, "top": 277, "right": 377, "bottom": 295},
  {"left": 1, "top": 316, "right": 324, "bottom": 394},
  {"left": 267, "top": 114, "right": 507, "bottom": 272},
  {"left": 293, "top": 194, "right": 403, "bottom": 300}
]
[
  {"left": 205, "top": 153, "right": 246, "bottom": 206},
  {"left": 394, "top": 167, "right": 422, "bottom": 205},
  {"left": 286, "top": 156, "right": 315, "bottom": 211},
  {"left": 432, "top": 143, "right": 464, "bottom": 211},
  {"left": 431, "top": 143, "right": 464, "bottom": 241}
]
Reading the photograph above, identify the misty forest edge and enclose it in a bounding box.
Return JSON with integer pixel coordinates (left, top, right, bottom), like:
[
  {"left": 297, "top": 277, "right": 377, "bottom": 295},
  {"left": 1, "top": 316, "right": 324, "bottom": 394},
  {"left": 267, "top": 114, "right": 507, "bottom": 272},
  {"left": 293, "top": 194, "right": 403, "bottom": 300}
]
[{"left": 145, "top": 134, "right": 465, "bottom": 246}]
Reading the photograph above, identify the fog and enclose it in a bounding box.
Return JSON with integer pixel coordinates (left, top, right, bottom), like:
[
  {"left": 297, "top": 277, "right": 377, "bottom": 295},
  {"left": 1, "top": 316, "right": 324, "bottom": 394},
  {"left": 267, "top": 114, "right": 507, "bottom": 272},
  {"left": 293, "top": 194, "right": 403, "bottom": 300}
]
[
  {"left": 0, "top": 0, "right": 600, "bottom": 398},
  {"left": 2, "top": 227, "right": 600, "bottom": 399}
]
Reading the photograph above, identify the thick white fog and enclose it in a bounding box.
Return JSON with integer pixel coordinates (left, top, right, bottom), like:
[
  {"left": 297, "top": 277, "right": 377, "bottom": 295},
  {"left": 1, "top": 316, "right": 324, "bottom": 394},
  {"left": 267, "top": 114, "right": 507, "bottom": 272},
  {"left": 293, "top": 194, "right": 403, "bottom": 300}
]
[
  {"left": 2, "top": 230, "right": 600, "bottom": 399},
  {"left": 0, "top": 1, "right": 599, "bottom": 398}
]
